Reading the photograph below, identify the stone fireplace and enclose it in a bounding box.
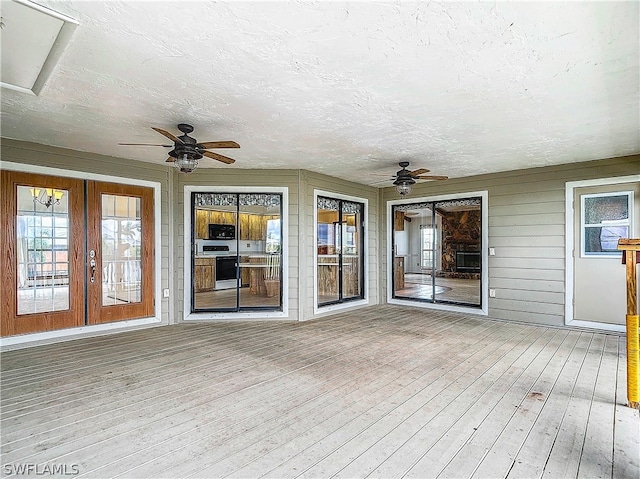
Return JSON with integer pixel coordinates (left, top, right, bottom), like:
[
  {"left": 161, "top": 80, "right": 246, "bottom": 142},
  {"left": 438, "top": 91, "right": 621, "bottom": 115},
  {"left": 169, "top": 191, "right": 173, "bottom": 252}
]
[{"left": 438, "top": 209, "right": 481, "bottom": 279}]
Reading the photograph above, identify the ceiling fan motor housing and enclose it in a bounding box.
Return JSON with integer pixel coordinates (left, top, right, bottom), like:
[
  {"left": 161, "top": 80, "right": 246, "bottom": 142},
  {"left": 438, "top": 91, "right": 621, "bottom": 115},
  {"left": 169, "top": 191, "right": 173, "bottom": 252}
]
[{"left": 393, "top": 176, "right": 416, "bottom": 186}]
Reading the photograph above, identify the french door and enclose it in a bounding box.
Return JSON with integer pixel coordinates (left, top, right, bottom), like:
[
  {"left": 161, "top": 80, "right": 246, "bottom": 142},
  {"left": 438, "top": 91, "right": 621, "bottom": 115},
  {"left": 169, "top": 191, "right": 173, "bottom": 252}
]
[{"left": 1, "top": 171, "right": 154, "bottom": 336}]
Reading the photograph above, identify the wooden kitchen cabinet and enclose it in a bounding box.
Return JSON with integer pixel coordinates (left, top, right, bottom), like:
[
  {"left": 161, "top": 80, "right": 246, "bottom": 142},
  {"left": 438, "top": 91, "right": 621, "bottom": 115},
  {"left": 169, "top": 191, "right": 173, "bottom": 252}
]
[
  {"left": 394, "top": 256, "right": 405, "bottom": 290},
  {"left": 394, "top": 211, "right": 405, "bottom": 231},
  {"left": 194, "top": 258, "right": 215, "bottom": 292},
  {"left": 195, "top": 210, "right": 209, "bottom": 239},
  {"left": 240, "top": 256, "right": 250, "bottom": 286}
]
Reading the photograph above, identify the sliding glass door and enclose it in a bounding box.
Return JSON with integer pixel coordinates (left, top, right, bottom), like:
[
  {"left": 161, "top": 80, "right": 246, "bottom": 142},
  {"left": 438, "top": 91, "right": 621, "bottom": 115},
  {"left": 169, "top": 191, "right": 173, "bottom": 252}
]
[
  {"left": 191, "top": 192, "right": 283, "bottom": 312},
  {"left": 317, "top": 196, "right": 365, "bottom": 307},
  {"left": 392, "top": 196, "right": 482, "bottom": 308}
]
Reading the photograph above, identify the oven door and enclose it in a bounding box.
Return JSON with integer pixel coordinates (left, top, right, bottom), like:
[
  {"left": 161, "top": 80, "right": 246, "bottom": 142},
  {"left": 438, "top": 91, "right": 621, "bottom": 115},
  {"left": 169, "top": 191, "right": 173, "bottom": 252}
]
[{"left": 215, "top": 256, "right": 239, "bottom": 289}]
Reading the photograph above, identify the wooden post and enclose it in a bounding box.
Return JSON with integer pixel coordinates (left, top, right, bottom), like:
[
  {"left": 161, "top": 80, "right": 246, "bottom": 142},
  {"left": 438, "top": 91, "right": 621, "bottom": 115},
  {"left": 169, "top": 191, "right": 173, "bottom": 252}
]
[{"left": 617, "top": 239, "right": 640, "bottom": 409}]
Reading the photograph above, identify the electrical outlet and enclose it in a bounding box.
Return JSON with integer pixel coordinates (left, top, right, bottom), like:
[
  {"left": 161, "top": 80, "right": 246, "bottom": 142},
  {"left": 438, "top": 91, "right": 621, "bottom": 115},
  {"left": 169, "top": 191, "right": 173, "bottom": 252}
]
[
  {"left": 163, "top": 288, "right": 170, "bottom": 298},
  {"left": 489, "top": 289, "right": 496, "bottom": 298},
  {"left": 489, "top": 247, "right": 495, "bottom": 256}
]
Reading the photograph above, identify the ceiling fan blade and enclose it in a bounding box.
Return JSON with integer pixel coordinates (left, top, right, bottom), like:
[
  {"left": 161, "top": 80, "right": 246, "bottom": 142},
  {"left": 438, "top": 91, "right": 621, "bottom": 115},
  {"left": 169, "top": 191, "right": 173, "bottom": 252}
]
[
  {"left": 118, "top": 143, "right": 172, "bottom": 147},
  {"left": 197, "top": 141, "right": 240, "bottom": 149},
  {"left": 415, "top": 175, "right": 448, "bottom": 180},
  {"left": 165, "top": 157, "right": 175, "bottom": 162},
  {"left": 409, "top": 168, "right": 430, "bottom": 176},
  {"left": 152, "top": 127, "right": 184, "bottom": 144},
  {"left": 202, "top": 150, "right": 236, "bottom": 164}
]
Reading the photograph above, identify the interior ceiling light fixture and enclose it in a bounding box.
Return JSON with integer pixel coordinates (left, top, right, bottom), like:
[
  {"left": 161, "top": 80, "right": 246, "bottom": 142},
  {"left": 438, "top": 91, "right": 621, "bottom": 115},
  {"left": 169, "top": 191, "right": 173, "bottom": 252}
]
[{"left": 30, "top": 187, "right": 63, "bottom": 208}]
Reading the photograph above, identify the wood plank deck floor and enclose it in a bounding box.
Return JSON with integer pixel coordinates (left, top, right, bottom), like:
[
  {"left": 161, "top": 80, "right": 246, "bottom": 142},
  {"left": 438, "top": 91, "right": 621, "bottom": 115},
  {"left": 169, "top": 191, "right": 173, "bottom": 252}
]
[{"left": 1, "top": 305, "right": 638, "bottom": 478}]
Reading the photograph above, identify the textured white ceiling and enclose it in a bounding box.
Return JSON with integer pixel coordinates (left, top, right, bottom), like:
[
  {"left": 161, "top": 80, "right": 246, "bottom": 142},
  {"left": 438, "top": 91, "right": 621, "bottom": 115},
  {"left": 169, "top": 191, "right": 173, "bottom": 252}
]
[{"left": 1, "top": 1, "right": 638, "bottom": 185}]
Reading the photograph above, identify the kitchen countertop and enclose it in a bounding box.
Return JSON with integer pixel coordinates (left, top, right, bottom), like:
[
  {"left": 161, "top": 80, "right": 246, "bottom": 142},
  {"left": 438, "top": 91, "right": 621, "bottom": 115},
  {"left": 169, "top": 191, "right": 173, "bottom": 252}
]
[{"left": 195, "top": 251, "right": 265, "bottom": 259}]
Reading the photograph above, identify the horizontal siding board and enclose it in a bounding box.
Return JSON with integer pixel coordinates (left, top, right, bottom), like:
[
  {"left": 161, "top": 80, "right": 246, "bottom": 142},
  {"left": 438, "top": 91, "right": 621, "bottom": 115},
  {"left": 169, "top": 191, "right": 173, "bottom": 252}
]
[
  {"left": 489, "top": 308, "right": 564, "bottom": 326},
  {"left": 490, "top": 298, "right": 564, "bottom": 315},
  {"left": 488, "top": 191, "right": 565, "bottom": 206},
  {"left": 489, "top": 236, "right": 565, "bottom": 247},
  {"left": 490, "top": 278, "right": 565, "bottom": 293},
  {"left": 490, "top": 225, "right": 566, "bottom": 236},
  {"left": 491, "top": 289, "right": 565, "bottom": 304},
  {"left": 489, "top": 202, "right": 565, "bottom": 216},
  {"left": 488, "top": 246, "right": 566, "bottom": 258},
  {"left": 490, "top": 267, "right": 565, "bottom": 281},
  {"left": 489, "top": 213, "right": 565, "bottom": 227},
  {"left": 489, "top": 257, "right": 564, "bottom": 270}
]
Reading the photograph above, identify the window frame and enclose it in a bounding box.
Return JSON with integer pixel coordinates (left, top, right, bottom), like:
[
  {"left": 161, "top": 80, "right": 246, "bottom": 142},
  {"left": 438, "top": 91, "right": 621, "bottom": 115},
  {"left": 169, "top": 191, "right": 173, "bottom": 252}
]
[{"left": 580, "top": 190, "right": 633, "bottom": 257}]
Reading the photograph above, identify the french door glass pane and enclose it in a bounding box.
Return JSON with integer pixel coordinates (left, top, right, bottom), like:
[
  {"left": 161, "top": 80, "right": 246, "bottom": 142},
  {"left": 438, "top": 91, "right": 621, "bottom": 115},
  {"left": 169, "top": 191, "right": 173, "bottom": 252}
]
[
  {"left": 16, "top": 186, "right": 70, "bottom": 314},
  {"left": 101, "top": 194, "right": 142, "bottom": 306}
]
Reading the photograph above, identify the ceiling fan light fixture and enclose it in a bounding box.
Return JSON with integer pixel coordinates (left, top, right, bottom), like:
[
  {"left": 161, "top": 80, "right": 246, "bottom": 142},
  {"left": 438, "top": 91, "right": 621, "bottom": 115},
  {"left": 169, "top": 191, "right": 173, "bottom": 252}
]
[
  {"left": 393, "top": 177, "right": 415, "bottom": 196},
  {"left": 174, "top": 153, "right": 198, "bottom": 173}
]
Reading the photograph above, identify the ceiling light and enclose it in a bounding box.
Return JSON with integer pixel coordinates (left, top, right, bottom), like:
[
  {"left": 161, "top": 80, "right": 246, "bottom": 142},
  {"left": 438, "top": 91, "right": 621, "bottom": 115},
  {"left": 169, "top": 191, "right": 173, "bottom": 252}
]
[
  {"left": 30, "top": 187, "right": 63, "bottom": 208},
  {"left": 393, "top": 177, "right": 415, "bottom": 196},
  {"left": 174, "top": 153, "right": 198, "bottom": 173}
]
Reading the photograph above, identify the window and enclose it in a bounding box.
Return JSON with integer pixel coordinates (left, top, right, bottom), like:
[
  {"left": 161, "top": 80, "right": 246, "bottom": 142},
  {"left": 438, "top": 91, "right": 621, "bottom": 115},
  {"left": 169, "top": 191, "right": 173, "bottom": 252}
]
[
  {"left": 421, "top": 225, "right": 435, "bottom": 270},
  {"left": 581, "top": 192, "right": 632, "bottom": 256}
]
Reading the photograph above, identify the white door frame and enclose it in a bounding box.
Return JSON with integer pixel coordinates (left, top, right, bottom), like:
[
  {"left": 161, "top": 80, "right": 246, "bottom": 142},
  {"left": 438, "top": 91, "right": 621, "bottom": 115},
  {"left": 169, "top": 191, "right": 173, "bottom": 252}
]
[
  {"left": 565, "top": 174, "right": 640, "bottom": 332},
  {"left": 0, "top": 161, "right": 163, "bottom": 348},
  {"left": 387, "top": 190, "right": 489, "bottom": 316},
  {"left": 183, "top": 186, "right": 289, "bottom": 321}
]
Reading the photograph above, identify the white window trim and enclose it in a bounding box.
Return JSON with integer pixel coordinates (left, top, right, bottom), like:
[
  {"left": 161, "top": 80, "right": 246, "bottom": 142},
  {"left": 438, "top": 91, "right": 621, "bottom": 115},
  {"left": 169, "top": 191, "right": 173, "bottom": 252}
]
[
  {"left": 580, "top": 190, "right": 633, "bottom": 258},
  {"left": 314, "top": 189, "right": 369, "bottom": 315},
  {"left": 183, "top": 186, "right": 289, "bottom": 321},
  {"left": 0, "top": 161, "right": 163, "bottom": 349},
  {"left": 387, "top": 191, "right": 489, "bottom": 316}
]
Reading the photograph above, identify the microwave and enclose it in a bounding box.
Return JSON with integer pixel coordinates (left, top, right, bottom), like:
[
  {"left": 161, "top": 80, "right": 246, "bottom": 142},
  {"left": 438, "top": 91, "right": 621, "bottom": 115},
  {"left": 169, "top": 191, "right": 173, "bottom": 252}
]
[{"left": 208, "top": 223, "right": 236, "bottom": 240}]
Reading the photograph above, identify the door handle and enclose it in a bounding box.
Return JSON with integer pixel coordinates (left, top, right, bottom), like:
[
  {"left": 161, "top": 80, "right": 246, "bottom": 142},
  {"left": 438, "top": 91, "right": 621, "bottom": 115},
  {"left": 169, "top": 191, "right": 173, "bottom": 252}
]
[{"left": 89, "top": 250, "right": 96, "bottom": 283}]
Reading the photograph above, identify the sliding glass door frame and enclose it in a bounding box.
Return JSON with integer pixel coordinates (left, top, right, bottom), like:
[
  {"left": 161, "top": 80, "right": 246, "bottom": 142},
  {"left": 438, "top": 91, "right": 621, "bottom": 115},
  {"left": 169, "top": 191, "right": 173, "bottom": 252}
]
[
  {"left": 183, "top": 185, "right": 289, "bottom": 321},
  {"left": 189, "top": 192, "right": 284, "bottom": 314},
  {"left": 387, "top": 191, "right": 489, "bottom": 316},
  {"left": 314, "top": 190, "right": 368, "bottom": 312}
]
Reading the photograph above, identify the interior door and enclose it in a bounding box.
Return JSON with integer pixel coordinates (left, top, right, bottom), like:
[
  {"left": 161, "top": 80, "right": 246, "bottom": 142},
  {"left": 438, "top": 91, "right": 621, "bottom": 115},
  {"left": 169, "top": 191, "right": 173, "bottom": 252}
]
[
  {"left": 573, "top": 182, "right": 640, "bottom": 325},
  {"left": 1, "top": 172, "right": 155, "bottom": 336},
  {"left": 87, "top": 181, "right": 154, "bottom": 325}
]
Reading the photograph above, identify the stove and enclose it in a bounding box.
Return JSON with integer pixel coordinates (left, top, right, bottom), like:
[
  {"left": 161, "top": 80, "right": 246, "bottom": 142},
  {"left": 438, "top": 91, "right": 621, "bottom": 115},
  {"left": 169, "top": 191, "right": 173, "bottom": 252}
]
[{"left": 201, "top": 245, "right": 237, "bottom": 256}]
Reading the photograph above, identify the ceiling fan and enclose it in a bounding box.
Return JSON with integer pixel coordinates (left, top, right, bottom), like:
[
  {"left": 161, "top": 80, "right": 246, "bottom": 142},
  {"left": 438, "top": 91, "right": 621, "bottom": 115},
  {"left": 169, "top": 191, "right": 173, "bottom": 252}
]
[
  {"left": 119, "top": 123, "right": 240, "bottom": 173},
  {"left": 388, "top": 161, "right": 448, "bottom": 196}
]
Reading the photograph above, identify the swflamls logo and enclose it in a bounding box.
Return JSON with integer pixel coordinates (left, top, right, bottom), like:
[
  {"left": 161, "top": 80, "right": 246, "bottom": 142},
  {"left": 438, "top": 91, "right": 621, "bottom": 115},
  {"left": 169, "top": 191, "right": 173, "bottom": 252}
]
[{"left": 2, "top": 463, "right": 80, "bottom": 476}]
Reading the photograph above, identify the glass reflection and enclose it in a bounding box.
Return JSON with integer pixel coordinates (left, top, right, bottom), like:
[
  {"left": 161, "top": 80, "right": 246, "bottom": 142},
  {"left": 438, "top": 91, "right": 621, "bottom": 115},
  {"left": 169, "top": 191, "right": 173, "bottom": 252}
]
[
  {"left": 16, "top": 185, "right": 70, "bottom": 315},
  {"left": 102, "top": 194, "right": 142, "bottom": 305}
]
